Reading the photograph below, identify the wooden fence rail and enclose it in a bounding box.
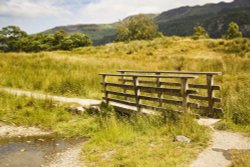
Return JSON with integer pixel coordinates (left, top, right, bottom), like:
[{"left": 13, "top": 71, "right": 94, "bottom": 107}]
[
  {"left": 117, "top": 70, "right": 223, "bottom": 117},
  {"left": 99, "top": 73, "right": 205, "bottom": 115}
]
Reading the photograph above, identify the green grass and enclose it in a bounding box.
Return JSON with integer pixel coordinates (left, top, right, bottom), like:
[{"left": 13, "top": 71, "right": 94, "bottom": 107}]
[
  {"left": 0, "top": 36, "right": 249, "bottom": 165},
  {"left": 230, "top": 150, "right": 250, "bottom": 167},
  {"left": 0, "top": 91, "right": 99, "bottom": 137},
  {"left": 82, "top": 113, "right": 210, "bottom": 167},
  {"left": 0, "top": 37, "right": 249, "bottom": 134},
  {"left": 0, "top": 91, "right": 210, "bottom": 166}
]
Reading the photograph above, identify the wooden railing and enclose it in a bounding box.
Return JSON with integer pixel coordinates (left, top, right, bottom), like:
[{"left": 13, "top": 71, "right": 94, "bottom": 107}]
[
  {"left": 99, "top": 73, "right": 206, "bottom": 115},
  {"left": 116, "top": 70, "right": 223, "bottom": 117}
]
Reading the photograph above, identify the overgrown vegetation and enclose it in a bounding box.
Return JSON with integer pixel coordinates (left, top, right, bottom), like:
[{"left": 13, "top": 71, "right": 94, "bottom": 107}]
[
  {"left": 0, "top": 37, "right": 249, "bottom": 165},
  {"left": 192, "top": 26, "right": 209, "bottom": 40},
  {"left": 230, "top": 150, "right": 250, "bottom": 167},
  {"left": 0, "top": 26, "right": 92, "bottom": 52},
  {"left": 116, "top": 14, "right": 162, "bottom": 42},
  {"left": 0, "top": 90, "right": 210, "bottom": 166}
]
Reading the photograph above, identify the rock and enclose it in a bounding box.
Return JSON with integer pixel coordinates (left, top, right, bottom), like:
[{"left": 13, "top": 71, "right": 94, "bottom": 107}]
[
  {"left": 89, "top": 106, "right": 101, "bottom": 114},
  {"left": 174, "top": 135, "right": 191, "bottom": 144},
  {"left": 26, "top": 141, "right": 31, "bottom": 144},
  {"left": 67, "top": 104, "right": 86, "bottom": 115},
  {"left": 38, "top": 138, "right": 45, "bottom": 142},
  {"left": 20, "top": 149, "right": 25, "bottom": 152}
]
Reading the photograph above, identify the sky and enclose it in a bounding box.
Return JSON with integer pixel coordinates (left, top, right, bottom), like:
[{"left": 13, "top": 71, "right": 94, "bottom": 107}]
[{"left": 0, "top": 0, "right": 234, "bottom": 34}]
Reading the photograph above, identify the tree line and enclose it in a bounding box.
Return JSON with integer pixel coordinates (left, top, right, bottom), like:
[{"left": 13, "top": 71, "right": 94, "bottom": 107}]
[
  {"left": 0, "top": 14, "right": 244, "bottom": 53},
  {"left": 0, "top": 26, "right": 92, "bottom": 52}
]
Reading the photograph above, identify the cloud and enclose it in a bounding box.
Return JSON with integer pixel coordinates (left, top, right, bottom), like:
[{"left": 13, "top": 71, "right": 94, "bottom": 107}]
[
  {"left": 79, "top": 0, "right": 234, "bottom": 23},
  {"left": 0, "top": 0, "right": 234, "bottom": 33},
  {"left": 0, "top": 0, "right": 71, "bottom": 18}
]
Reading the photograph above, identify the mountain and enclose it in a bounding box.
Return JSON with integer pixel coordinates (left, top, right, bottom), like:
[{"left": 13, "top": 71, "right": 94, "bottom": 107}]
[
  {"left": 155, "top": 0, "right": 250, "bottom": 37},
  {"left": 43, "top": 14, "right": 158, "bottom": 45},
  {"left": 43, "top": 0, "right": 250, "bottom": 45}
]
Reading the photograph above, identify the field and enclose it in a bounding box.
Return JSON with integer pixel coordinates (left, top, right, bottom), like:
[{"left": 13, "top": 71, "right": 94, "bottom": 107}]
[{"left": 0, "top": 36, "right": 250, "bottom": 166}]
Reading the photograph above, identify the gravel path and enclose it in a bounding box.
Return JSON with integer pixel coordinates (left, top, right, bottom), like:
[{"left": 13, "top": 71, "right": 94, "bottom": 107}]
[
  {"left": 1, "top": 88, "right": 101, "bottom": 107},
  {"left": 0, "top": 124, "right": 51, "bottom": 138},
  {"left": 190, "top": 118, "right": 250, "bottom": 167}
]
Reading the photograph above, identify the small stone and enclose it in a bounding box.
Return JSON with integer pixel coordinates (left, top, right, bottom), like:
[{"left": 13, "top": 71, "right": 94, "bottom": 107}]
[
  {"left": 38, "top": 138, "right": 45, "bottom": 142},
  {"left": 174, "top": 135, "right": 191, "bottom": 144},
  {"left": 55, "top": 143, "right": 60, "bottom": 146},
  {"left": 26, "top": 141, "right": 31, "bottom": 143},
  {"left": 89, "top": 106, "right": 101, "bottom": 113},
  {"left": 20, "top": 149, "right": 25, "bottom": 152}
]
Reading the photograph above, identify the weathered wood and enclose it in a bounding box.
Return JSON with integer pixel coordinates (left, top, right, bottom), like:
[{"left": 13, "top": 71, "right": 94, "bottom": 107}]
[
  {"left": 103, "top": 82, "right": 134, "bottom": 90},
  {"left": 120, "top": 71, "right": 128, "bottom": 100},
  {"left": 155, "top": 72, "right": 163, "bottom": 107},
  {"left": 190, "top": 95, "right": 221, "bottom": 103},
  {"left": 199, "top": 106, "right": 223, "bottom": 113},
  {"left": 102, "top": 75, "right": 108, "bottom": 105},
  {"left": 207, "top": 74, "right": 214, "bottom": 116},
  {"left": 117, "top": 70, "right": 222, "bottom": 75},
  {"left": 133, "top": 76, "right": 141, "bottom": 112},
  {"left": 106, "top": 97, "right": 137, "bottom": 107},
  {"left": 99, "top": 73, "right": 198, "bottom": 79},
  {"left": 118, "top": 79, "right": 181, "bottom": 87},
  {"left": 139, "top": 104, "right": 182, "bottom": 113},
  {"left": 100, "top": 71, "right": 222, "bottom": 117},
  {"left": 138, "top": 86, "right": 182, "bottom": 96},
  {"left": 105, "top": 90, "right": 135, "bottom": 98},
  {"left": 181, "top": 78, "right": 189, "bottom": 112}
]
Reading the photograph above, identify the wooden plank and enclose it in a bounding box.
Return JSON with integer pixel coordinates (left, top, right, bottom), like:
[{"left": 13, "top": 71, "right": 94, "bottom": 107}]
[
  {"left": 133, "top": 76, "right": 141, "bottom": 112},
  {"left": 139, "top": 104, "right": 182, "bottom": 113},
  {"left": 190, "top": 95, "right": 221, "bottom": 103},
  {"left": 106, "top": 97, "right": 137, "bottom": 107},
  {"left": 138, "top": 86, "right": 182, "bottom": 96},
  {"left": 187, "top": 89, "right": 198, "bottom": 94},
  {"left": 212, "top": 85, "right": 221, "bottom": 90},
  {"left": 102, "top": 82, "right": 134, "bottom": 90},
  {"left": 199, "top": 106, "right": 223, "bottom": 113},
  {"left": 138, "top": 95, "right": 182, "bottom": 105},
  {"left": 118, "top": 79, "right": 181, "bottom": 87},
  {"left": 190, "top": 95, "right": 209, "bottom": 101},
  {"left": 117, "top": 80, "right": 221, "bottom": 90},
  {"left": 105, "top": 91, "right": 135, "bottom": 98},
  {"left": 120, "top": 71, "right": 128, "bottom": 100},
  {"left": 117, "top": 70, "right": 222, "bottom": 75},
  {"left": 99, "top": 73, "right": 198, "bottom": 79}
]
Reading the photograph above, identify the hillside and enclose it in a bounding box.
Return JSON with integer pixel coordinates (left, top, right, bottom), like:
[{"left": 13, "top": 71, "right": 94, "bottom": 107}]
[
  {"left": 155, "top": 0, "right": 250, "bottom": 37},
  {"left": 42, "top": 0, "right": 250, "bottom": 45}
]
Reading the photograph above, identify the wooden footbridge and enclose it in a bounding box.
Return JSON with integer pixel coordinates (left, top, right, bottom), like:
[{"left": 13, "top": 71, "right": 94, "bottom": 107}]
[{"left": 99, "top": 70, "right": 223, "bottom": 117}]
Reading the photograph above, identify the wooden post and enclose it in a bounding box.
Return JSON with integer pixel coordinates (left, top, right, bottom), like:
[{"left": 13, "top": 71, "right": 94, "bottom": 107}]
[
  {"left": 155, "top": 72, "right": 163, "bottom": 107},
  {"left": 120, "top": 71, "right": 128, "bottom": 100},
  {"left": 102, "top": 75, "right": 109, "bottom": 105},
  {"left": 207, "top": 74, "right": 214, "bottom": 117},
  {"left": 133, "top": 76, "right": 141, "bottom": 112},
  {"left": 181, "top": 78, "right": 189, "bottom": 112}
]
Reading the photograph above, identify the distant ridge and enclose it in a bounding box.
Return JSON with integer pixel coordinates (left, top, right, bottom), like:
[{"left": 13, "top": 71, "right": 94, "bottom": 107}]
[{"left": 42, "top": 0, "right": 250, "bottom": 45}]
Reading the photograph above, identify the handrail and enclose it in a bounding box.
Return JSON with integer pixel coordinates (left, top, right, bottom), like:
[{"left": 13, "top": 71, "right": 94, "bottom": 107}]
[
  {"left": 117, "top": 70, "right": 222, "bottom": 75},
  {"left": 99, "top": 73, "right": 198, "bottom": 79}
]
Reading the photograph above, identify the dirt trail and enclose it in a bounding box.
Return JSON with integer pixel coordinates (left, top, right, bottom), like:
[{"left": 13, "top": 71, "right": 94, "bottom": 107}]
[
  {"left": 1, "top": 88, "right": 101, "bottom": 107},
  {"left": 190, "top": 118, "right": 250, "bottom": 167}
]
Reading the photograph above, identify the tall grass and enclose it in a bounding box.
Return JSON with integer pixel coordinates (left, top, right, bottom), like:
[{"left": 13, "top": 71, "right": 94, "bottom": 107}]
[
  {"left": 82, "top": 107, "right": 209, "bottom": 166},
  {"left": 0, "top": 36, "right": 249, "bottom": 132},
  {"left": 0, "top": 91, "right": 99, "bottom": 137}
]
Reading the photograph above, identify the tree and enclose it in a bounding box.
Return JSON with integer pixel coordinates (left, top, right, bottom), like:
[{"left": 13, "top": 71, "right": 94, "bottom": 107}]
[
  {"left": 0, "top": 26, "right": 27, "bottom": 51},
  {"left": 223, "top": 22, "right": 242, "bottom": 39},
  {"left": 192, "top": 26, "right": 209, "bottom": 40},
  {"left": 116, "top": 14, "right": 161, "bottom": 41}
]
